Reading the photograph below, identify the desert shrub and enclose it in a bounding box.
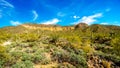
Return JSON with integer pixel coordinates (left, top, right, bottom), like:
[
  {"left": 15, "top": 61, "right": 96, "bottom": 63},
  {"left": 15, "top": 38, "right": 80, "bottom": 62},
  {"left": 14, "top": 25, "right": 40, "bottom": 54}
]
[
  {"left": 40, "top": 56, "right": 51, "bottom": 65},
  {"left": 33, "top": 52, "right": 51, "bottom": 64},
  {"left": 69, "top": 53, "right": 87, "bottom": 68},
  {"left": 10, "top": 52, "right": 23, "bottom": 60},
  {"left": 49, "top": 34, "right": 60, "bottom": 45},
  {"left": 40, "top": 36, "right": 51, "bottom": 44},
  {"left": 32, "top": 46, "right": 41, "bottom": 52},
  {"left": 0, "top": 46, "right": 11, "bottom": 65},
  {"left": 81, "top": 38, "right": 91, "bottom": 46},
  {"left": 55, "top": 38, "right": 71, "bottom": 47},
  {"left": 19, "top": 33, "right": 39, "bottom": 42},
  {"left": 73, "top": 49, "right": 86, "bottom": 56},
  {"left": 0, "top": 33, "right": 11, "bottom": 43},
  {"left": 21, "top": 53, "right": 33, "bottom": 61},
  {"left": 64, "top": 36, "right": 82, "bottom": 47},
  {"left": 104, "top": 55, "right": 120, "bottom": 66},
  {"left": 63, "top": 45, "right": 86, "bottom": 56},
  {"left": 52, "top": 48, "right": 87, "bottom": 68},
  {"left": 16, "top": 42, "right": 32, "bottom": 48},
  {"left": 17, "top": 42, "right": 38, "bottom": 48},
  {"left": 33, "top": 53, "right": 45, "bottom": 64},
  {"left": 81, "top": 45, "right": 94, "bottom": 53},
  {"left": 28, "top": 42, "right": 38, "bottom": 47},
  {"left": 9, "top": 42, "right": 19, "bottom": 48},
  {"left": 96, "top": 52, "right": 120, "bottom": 66},
  {"left": 0, "top": 59, "right": 4, "bottom": 67},
  {"left": 25, "top": 48, "right": 34, "bottom": 53},
  {"left": 111, "top": 38, "right": 120, "bottom": 56},
  {"left": 52, "top": 48, "right": 69, "bottom": 62},
  {"left": 93, "top": 35, "right": 111, "bottom": 45},
  {"left": 93, "top": 43, "right": 105, "bottom": 50},
  {"left": 62, "top": 45, "right": 74, "bottom": 53},
  {"left": 32, "top": 49, "right": 51, "bottom": 64},
  {"left": 12, "top": 60, "right": 33, "bottom": 68},
  {"left": 93, "top": 43, "right": 113, "bottom": 54}
]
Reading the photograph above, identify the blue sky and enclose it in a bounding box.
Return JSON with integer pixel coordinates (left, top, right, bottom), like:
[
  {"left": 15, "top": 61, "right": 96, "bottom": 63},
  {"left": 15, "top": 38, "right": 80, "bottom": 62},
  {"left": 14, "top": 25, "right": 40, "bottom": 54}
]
[{"left": 0, "top": 0, "right": 120, "bottom": 27}]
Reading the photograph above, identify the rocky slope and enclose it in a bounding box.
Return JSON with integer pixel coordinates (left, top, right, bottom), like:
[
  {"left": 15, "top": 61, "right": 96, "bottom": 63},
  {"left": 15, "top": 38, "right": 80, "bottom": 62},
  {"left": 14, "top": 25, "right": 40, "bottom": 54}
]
[{"left": 0, "top": 23, "right": 120, "bottom": 68}]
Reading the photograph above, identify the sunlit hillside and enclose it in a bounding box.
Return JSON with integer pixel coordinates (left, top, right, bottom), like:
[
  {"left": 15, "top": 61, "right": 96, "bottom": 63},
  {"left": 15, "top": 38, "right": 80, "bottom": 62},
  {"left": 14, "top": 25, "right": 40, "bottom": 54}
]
[{"left": 0, "top": 23, "right": 120, "bottom": 68}]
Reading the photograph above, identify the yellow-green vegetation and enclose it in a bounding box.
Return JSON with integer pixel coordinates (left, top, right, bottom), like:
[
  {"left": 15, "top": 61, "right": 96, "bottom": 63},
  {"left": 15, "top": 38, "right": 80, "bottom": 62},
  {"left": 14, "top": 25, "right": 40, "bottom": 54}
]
[
  {"left": 0, "top": 45, "right": 13, "bottom": 67},
  {"left": 102, "top": 60, "right": 111, "bottom": 68},
  {"left": 111, "top": 38, "right": 120, "bottom": 56},
  {"left": 0, "top": 23, "right": 120, "bottom": 68}
]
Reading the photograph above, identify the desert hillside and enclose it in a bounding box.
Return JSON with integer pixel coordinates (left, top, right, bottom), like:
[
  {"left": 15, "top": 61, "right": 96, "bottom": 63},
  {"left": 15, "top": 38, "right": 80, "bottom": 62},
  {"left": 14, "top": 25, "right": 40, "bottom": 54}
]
[{"left": 0, "top": 23, "right": 120, "bottom": 68}]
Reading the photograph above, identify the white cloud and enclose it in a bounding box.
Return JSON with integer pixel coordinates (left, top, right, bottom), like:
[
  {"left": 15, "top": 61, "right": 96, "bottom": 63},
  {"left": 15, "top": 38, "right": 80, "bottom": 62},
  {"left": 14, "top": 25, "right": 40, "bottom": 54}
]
[
  {"left": 32, "top": 10, "right": 38, "bottom": 21},
  {"left": 10, "top": 21, "right": 22, "bottom": 26},
  {"left": 73, "top": 15, "right": 80, "bottom": 19},
  {"left": 41, "top": 18, "right": 60, "bottom": 25},
  {"left": 0, "top": 0, "right": 14, "bottom": 8},
  {"left": 72, "top": 13, "right": 102, "bottom": 25},
  {"left": 101, "top": 22, "right": 108, "bottom": 25}
]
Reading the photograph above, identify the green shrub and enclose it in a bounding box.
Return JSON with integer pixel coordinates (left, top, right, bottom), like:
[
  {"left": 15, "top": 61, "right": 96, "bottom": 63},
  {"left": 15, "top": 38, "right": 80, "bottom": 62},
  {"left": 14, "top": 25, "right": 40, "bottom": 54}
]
[
  {"left": 32, "top": 49, "right": 50, "bottom": 64},
  {"left": 19, "top": 33, "right": 39, "bottom": 42},
  {"left": 0, "top": 59, "right": 5, "bottom": 67},
  {"left": 93, "top": 35, "right": 111, "bottom": 45},
  {"left": 40, "top": 56, "right": 51, "bottom": 65},
  {"left": 0, "top": 46, "right": 11, "bottom": 65},
  {"left": 0, "top": 33, "right": 11, "bottom": 43},
  {"left": 81, "top": 45, "right": 94, "bottom": 53},
  {"left": 49, "top": 34, "right": 60, "bottom": 44},
  {"left": 69, "top": 53, "right": 87, "bottom": 68},
  {"left": 52, "top": 48, "right": 87, "bottom": 68},
  {"left": 21, "top": 53, "right": 33, "bottom": 61},
  {"left": 33, "top": 53, "right": 45, "bottom": 64},
  {"left": 12, "top": 60, "right": 33, "bottom": 68},
  {"left": 96, "top": 52, "right": 120, "bottom": 66},
  {"left": 111, "top": 38, "right": 120, "bottom": 56},
  {"left": 10, "top": 52, "right": 23, "bottom": 60}
]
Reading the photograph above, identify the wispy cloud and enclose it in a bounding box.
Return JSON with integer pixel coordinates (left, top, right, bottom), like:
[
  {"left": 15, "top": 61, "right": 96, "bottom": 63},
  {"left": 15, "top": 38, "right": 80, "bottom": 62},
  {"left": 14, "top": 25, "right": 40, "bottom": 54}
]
[
  {"left": 72, "top": 13, "right": 103, "bottom": 25},
  {"left": 57, "top": 12, "right": 66, "bottom": 17},
  {"left": 10, "top": 21, "right": 22, "bottom": 26},
  {"left": 0, "top": 0, "right": 14, "bottom": 8},
  {"left": 101, "top": 22, "right": 108, "bottom": 25},
  {"left": 32, "top": 10, "right": 38, "bottom": 21},
  {"left": 0, "top": 0, "right": 14, "bottom": 18},
  {"left": 41, "top": 18, "right": 60, "bottom": 25}
]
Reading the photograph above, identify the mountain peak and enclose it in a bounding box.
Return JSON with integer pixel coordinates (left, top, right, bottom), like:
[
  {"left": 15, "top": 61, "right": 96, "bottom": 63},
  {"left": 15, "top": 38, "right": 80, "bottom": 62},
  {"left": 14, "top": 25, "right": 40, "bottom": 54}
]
[{"left": 75, "top": 22, "right": 88, "bottom": 29}]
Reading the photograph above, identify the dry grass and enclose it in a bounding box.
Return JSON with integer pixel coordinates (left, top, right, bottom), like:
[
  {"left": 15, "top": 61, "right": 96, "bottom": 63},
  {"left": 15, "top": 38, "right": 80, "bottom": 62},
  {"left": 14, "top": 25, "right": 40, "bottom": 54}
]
[{"left": 34, "top": 63, "right": 58, "bottom": 68}]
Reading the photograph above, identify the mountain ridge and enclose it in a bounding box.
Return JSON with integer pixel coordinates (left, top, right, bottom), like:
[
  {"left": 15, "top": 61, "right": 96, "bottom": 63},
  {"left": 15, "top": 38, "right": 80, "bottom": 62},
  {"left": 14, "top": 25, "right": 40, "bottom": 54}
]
[{"left": 1, "top": 23, "right": 120, "bottom": 32}]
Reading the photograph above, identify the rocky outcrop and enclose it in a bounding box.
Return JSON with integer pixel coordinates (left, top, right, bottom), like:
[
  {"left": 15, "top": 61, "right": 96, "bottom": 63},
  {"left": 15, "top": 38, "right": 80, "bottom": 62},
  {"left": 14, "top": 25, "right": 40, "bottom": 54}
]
[
  {"left": 21, "top": 24, "right": 74, "bottom": 31},
  {"left": 75, "top": 23, "right": 88, "bottom": 29}
]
